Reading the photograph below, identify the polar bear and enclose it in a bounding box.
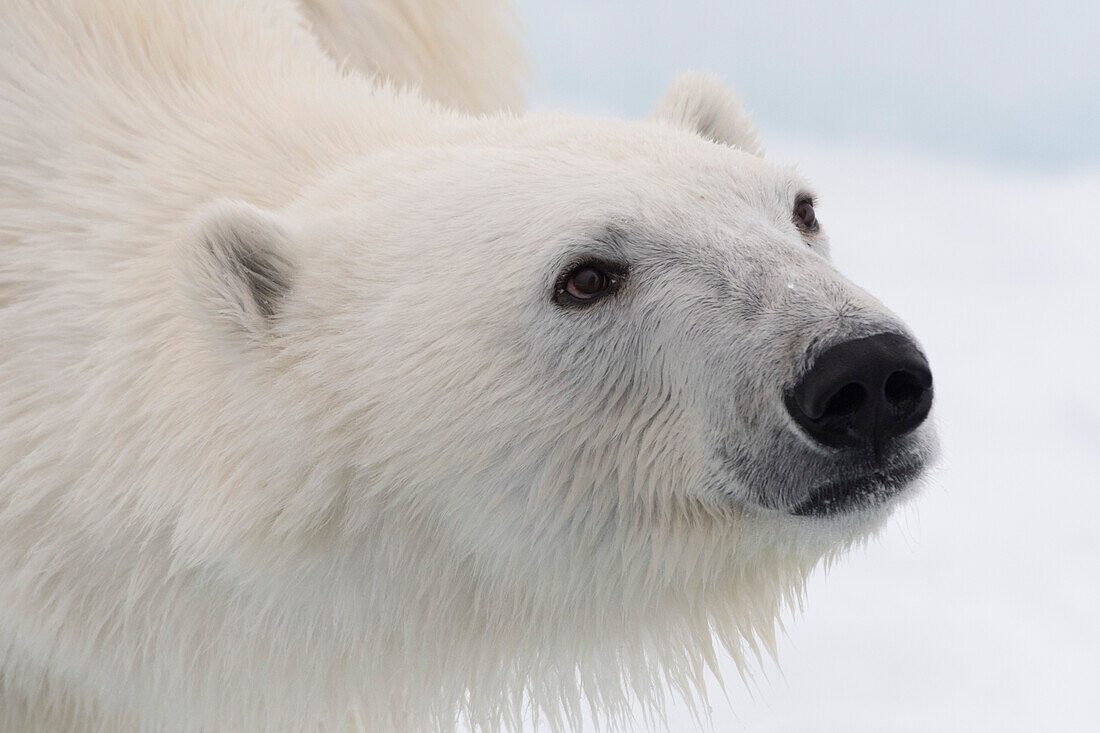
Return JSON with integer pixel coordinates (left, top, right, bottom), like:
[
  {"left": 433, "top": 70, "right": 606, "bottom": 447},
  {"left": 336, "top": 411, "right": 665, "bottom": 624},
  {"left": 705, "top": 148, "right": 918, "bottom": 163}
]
[{"left": 0, "top": 1, "right": 936, "bottom": 731}]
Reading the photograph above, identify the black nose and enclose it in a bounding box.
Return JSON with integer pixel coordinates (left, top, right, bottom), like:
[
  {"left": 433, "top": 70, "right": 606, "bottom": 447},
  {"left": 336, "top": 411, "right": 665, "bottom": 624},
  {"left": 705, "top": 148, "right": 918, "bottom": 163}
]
[{"left": 785, "top": 333, "right": 933, "bottom": 451}]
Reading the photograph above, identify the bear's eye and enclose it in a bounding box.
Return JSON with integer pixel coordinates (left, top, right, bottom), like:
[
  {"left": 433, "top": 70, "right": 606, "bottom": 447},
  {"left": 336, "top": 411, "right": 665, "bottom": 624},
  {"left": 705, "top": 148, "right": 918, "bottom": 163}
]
[
  {"left": 794, "top": 197, "right": 818, "bottom": 232},
  {"left": 554, "top": 262, "right": 624, "bottom": 307}
]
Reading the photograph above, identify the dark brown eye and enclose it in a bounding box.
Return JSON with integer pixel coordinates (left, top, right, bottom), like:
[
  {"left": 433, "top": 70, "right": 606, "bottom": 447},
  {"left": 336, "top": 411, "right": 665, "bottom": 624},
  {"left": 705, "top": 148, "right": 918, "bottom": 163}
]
[
  {"left": 555, "top": 262, "right": 623, "bottom": 306},
  {"left": 794, "top": 198, "right": 818, "bottom": 231},
  {"left": 567, "top": 266, "right": 609, "bottom": 299}
]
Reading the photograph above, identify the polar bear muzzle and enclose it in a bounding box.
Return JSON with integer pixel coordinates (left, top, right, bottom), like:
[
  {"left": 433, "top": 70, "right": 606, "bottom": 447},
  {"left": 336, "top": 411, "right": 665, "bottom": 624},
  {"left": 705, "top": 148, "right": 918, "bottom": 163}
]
[{"left": 783, "top": 332, "right": 933, "bottom": 515}]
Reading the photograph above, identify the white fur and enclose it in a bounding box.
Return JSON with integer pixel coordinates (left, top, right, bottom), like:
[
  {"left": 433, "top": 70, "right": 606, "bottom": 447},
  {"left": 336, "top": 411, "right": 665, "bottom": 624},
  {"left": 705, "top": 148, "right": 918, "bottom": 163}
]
[
  {"left": 650, "top": 72, "right": 763, "bottom": 155},
  {"left": 295, "top": 0, "right": 527, "bottom": 113},
  {"left": 0, "top": 1, "right": 934, "bottom": 731}
]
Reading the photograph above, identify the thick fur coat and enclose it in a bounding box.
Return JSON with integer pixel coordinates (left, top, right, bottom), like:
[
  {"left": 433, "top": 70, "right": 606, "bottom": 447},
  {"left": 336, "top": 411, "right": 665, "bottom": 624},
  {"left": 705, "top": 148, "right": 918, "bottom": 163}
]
[{"left": 0, "top": 1, "right": 935, "bottom": 730}]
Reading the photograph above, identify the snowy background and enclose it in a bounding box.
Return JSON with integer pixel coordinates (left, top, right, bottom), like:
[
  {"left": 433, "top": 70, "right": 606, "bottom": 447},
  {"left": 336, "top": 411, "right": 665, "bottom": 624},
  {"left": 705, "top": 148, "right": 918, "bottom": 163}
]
[{"left": 513, "top": 1, "right": 1100, "bottom": 730}]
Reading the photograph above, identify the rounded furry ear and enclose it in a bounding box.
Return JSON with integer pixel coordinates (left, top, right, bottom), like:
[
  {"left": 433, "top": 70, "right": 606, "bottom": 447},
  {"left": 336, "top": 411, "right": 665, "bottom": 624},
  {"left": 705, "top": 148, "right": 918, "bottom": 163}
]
[
  {"left": 650, "top": 72, "right": 763, "bottom": 156},
  {"left": 180, "top": 200, "right": 296, "bottom": 351}
]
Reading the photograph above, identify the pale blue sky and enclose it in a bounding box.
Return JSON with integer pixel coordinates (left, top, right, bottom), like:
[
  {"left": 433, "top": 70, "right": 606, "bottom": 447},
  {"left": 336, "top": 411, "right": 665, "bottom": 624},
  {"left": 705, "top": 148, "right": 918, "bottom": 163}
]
[{"left": 516, "top": 0, "right": 1100, "bottom": 171}]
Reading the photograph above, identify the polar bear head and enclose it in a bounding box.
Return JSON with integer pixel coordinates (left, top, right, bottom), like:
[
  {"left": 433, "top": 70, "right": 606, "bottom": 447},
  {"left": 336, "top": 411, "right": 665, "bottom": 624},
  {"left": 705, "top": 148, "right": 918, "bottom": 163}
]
[{"left": 180, "top": 74, "right": 936, "bottom": 725}]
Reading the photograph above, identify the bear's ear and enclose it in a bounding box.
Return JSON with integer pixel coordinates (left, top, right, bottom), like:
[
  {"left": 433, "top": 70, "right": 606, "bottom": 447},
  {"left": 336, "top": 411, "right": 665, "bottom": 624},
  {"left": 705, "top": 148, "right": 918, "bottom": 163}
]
[
  {"left": 649, "top": 72, "right": 763, "bottom": 156},
  {"left": 180, "top": 200, "right": 296, "bottom": 351}
]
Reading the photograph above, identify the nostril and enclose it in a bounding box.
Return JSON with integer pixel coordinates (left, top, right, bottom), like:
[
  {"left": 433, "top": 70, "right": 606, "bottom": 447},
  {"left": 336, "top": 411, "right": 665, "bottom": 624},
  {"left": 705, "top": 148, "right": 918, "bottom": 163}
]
[
  {"left": 884, "top": 370, "right": 925, "bottom": 408},
  {"left": 820, "top": 383, "right": 866, "bottom": 419}
]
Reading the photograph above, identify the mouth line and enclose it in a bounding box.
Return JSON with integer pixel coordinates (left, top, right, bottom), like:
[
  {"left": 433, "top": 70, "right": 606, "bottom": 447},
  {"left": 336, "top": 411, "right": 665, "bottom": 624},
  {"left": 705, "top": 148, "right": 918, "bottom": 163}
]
[{"left": 790, "top": 460, "right": 925, "bottom": 517}]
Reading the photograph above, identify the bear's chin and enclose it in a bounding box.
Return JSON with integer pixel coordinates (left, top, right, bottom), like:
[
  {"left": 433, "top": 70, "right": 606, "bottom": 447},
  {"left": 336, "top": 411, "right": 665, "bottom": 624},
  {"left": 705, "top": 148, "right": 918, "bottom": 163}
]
[{"left": 789, "top": 458, "right": 928, "bottom": 518}]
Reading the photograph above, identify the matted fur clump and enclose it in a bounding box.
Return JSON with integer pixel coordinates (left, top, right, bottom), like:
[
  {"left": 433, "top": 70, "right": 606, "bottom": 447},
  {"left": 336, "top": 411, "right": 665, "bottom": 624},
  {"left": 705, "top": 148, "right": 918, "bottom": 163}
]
[{"left": 0, "top": 1, "right": 936, "bottom": 730}]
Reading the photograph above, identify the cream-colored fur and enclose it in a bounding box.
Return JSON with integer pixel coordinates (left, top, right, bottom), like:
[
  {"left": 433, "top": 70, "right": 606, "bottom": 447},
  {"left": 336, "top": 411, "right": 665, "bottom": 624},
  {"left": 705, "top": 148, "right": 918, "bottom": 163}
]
[
  {"left": 295, "top": 0, "right": 526, "bottom": 114},
  {"left": 0, "top": 1, "right": 934, "bottom": 730}
]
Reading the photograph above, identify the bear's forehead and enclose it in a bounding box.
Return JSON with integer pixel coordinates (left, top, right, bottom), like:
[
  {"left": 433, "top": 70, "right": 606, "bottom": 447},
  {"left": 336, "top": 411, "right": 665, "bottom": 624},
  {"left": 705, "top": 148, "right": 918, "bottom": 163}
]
[
  {"left": 473, "top": 147, "right": 808, "bottom": 223},
  {"left": 571, "top": 154, "right": 810, "bottom": 225},
  {"left": 533, "top": 160, "right": 813, "bottom": 239},
  {"left": 302, "top": 121, "right": 815, "bottom": 247},
  {"left": 490, "top": 114, "right": 810, "bottom": 197}
]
